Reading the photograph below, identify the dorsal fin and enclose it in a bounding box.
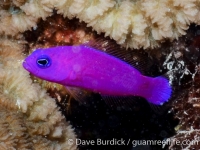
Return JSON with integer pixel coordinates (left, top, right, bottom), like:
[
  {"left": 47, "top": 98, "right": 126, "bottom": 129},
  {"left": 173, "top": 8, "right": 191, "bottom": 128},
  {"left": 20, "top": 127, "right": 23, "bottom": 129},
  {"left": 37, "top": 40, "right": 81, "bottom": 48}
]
[{"left": 82, "top": 37, "right": 155, "bottom": 75}]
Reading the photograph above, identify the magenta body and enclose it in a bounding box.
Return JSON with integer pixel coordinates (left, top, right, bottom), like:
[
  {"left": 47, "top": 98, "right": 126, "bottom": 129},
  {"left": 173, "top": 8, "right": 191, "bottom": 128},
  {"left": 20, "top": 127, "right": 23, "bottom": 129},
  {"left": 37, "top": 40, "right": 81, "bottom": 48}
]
[
  {"left": 61, "top": 46, "right": 143, "bottom": 95},
  {"left": 23, "top": 45, "right": 171, "bottom": 105}
]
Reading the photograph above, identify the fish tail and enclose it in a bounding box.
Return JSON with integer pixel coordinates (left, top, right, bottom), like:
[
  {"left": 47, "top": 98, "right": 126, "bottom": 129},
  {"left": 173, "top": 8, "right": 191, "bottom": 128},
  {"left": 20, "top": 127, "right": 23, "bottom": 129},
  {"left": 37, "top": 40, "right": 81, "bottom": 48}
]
[{"left": 145, "top": 76, "right": 172, "bottom": 105}]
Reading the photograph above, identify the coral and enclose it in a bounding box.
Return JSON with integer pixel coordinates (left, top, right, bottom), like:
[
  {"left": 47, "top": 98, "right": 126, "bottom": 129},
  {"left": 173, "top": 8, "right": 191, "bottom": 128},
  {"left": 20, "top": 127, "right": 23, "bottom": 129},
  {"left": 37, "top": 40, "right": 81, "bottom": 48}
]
[
  {"left": 1, "top": 0, "right": 200, "bottom": 49},
  {"left": 168, "top": 70, "right": 200, "bottom": 149},
  {"left": 0, "top": 0, "right": 53, "bottom": 35},
  {"left": 25, "top": 14, "right": 94, "bottom": 47},
  {"left": 0, "top": 38, "right": 77, "bottom": 149},
  {"left": 166, "top": 72, "right": 200, "bottom": 149}
]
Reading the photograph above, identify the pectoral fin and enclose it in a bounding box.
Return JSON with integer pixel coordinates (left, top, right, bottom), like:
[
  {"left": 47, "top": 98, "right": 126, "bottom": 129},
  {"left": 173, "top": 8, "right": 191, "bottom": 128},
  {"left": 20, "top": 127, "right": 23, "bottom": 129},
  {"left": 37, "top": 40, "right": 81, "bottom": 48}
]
[{"left": 65, "top": 86, "right": 91, "bottom": 102}]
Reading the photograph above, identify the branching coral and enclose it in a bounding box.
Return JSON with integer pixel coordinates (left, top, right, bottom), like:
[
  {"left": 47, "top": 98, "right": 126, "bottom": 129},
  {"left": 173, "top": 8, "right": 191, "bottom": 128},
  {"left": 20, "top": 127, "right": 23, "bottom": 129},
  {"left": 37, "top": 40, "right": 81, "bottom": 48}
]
[
  {"left": 0, "top": 38, "right": 77, "bottom": 149},
  {"left": 1, "top": 0, "right": 200, "bottom": 49}
]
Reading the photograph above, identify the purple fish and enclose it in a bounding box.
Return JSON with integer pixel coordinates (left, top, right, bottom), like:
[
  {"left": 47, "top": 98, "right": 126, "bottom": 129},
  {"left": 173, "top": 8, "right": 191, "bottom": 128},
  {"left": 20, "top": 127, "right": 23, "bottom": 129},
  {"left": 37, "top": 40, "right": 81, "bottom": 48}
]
[{"left": 23, "top": 45, "right": 172, "bottom": 105}]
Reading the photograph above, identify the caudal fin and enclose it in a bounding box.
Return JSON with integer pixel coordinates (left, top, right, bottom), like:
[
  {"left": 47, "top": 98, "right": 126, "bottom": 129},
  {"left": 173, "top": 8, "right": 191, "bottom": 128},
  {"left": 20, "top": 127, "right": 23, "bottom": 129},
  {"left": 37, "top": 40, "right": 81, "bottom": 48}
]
[{"left": 146, "top": 76, "right": 172, "bottom": 105}]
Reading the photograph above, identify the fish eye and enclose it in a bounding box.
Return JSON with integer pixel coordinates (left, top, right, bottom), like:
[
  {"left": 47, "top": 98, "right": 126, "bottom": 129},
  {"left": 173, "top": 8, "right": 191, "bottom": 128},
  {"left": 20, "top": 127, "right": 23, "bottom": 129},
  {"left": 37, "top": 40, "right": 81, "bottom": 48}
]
[{"left": 36, "top": 55, "right": 51, "bottom": 68}]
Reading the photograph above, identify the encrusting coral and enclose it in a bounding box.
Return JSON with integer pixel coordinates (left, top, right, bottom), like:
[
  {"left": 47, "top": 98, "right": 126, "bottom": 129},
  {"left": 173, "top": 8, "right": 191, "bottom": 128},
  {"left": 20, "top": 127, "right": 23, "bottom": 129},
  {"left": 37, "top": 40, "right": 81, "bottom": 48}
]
[
  {"left": 1, "top": 0, "right": 200, "bottom": 49},
  {"left": 0, "top": 38, "right": 77, "bottom": 149},
  {"left": 148, "top": 26, "right": 200, "bottom": 149}
]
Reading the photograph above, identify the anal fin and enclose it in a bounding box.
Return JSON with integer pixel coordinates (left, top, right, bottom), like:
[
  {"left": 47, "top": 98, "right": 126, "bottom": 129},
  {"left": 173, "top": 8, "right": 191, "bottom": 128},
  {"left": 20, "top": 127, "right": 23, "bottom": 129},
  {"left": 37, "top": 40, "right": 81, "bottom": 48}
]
[
  {"left": 102, "top": 95, "right": 170, "bottom": 114},
  {"left": 101, "top": 95, "right": 145, "bottom": 111},
  {"left": 148, "top": 102, "right": 170, "bottom": 115}
]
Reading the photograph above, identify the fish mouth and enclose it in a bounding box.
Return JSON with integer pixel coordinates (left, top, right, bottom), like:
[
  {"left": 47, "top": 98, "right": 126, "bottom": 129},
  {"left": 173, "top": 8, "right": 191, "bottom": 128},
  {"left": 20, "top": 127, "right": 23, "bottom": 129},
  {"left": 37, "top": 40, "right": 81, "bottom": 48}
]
[
  {"left": 22, "top": 60, "right": 30, "bottom": 71},
  {"left": 22, "top": 59, "right": 39, "bottom": 76}
]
